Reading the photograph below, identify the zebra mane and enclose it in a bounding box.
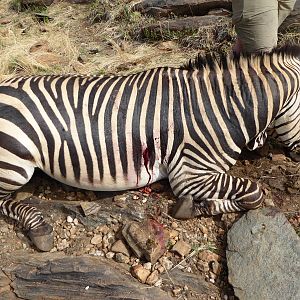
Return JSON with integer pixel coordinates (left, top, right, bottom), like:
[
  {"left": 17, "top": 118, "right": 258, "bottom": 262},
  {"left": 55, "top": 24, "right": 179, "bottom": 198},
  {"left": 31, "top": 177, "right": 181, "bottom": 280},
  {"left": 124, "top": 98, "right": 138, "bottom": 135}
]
[{"left": 182, "top": 44, "right": 300, "bottom": 71}]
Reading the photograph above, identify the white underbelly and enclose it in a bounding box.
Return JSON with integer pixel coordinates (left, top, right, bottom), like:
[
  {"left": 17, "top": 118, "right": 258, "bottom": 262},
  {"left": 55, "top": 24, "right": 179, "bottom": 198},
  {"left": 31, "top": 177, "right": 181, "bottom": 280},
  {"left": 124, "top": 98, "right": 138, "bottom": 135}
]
[{"left": 42, "top": 161, "right": 168, "bottom": 192}]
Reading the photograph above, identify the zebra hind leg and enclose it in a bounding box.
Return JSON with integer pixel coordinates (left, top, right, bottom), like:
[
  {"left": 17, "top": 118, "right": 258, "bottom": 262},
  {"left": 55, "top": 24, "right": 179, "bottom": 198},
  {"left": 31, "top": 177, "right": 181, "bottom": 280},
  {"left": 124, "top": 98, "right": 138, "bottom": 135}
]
[
  {"left": 0, "top": 164, "right": 54, "bottom": 251},
  {"left": 173, "top": 173, "right": 264, "bottom": 219}
]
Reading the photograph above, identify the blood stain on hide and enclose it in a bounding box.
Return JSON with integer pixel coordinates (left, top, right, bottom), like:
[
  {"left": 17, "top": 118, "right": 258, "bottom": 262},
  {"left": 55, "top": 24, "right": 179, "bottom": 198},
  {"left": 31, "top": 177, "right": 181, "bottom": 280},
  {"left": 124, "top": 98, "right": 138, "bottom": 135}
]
[{"left": 143, "top": 148, "right": 152, "bottom": 185}]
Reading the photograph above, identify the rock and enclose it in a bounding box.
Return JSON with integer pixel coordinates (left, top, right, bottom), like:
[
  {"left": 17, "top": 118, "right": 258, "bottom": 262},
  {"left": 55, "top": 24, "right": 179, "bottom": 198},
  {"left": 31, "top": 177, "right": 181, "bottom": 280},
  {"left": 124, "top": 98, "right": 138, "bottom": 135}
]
[
  {"left": 133, "top": 0, "right": 232, "bottom": 17},
  {"left": 122, "top": 221, "right": 168, "bottom": 263},
  {"left": 115, "top": 253, "right": 130, "bottom": 264},
  {"left": 21, "top": 0, "right": 54, "bottom": 5},
  {"left": 142, "top": 15, "right": 227, "bottom": 40},
  {"left": 90, "top": 234, "right": 102, "bottom": 245},
  {"left": 0, "top": 270, "right": 10, "bottom": 287},
  {"left": 13, "top": 191, "right": 32, "bottom": 201},
  {"left": 198, "top": 250, "right": 220, "bottom": 263},
  {"left": 227, "top": 207, "right": 300, "bottom": 300},
  {"left": 172, "top": 240, "right": 191, "bottom": 257},
  {"left": 111, "top": 240, "right": 130, "bottom": 256},
  {"left": 131, "top": 265, "right": 151, "bottom": 284},
  {"left": 162, "top": 269, "right": 219, "bottom": 298},
  {"left": 105, "top": 252, "right": 115, "bottom": 259},
  {"left": 143, "top": 262, "right": 152, "bottom": 271},
  {"left": 146, "top": 270, "right": 159, "bottom": 285},
  {"left": 80, "top": 202, "right": 102, "bottom": 216},
  {"left": 66, "top": 216, "right": 73, "bottom": 223},
  {"left": 159, "top": 257, "right": 173, "bottom": 270},
  {"left": 2, "top": 254, "right": 171, "bottom": 299}
]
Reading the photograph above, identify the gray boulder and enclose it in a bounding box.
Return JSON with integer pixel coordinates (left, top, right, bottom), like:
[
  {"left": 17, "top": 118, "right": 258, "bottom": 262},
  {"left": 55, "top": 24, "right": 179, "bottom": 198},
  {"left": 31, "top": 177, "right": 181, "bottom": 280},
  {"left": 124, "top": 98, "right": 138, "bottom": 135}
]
[{"left": 227, "top": 207, "right": 300, "bottom": 300}]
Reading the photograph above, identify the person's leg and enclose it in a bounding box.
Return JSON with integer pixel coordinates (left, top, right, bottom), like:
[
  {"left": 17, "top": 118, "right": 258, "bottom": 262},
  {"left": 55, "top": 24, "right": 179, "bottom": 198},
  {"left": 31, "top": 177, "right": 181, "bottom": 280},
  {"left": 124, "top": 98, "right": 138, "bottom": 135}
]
[
  {"left": 278, "top": 0, "right": 296, "bottom": 26},
  {"left": 232, "top": 0, "right": 279, "bottom": 53}
]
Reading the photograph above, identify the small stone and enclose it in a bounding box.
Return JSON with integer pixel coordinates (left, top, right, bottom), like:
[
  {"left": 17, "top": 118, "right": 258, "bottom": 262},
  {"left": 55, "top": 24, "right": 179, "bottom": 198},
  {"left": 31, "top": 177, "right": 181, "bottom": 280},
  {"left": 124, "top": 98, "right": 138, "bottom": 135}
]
[
  {"left": 198, "top": 250, "right": 220, "bottom": 263},
  {"left": 114, "top": 195, "right": 127, "bottom": 202},
  {"left": 98, "top": 225, "right": 110, "bottom": 234},
  {"left": 105, "top": 252, "right": 115, "bottom": 259},
  {"left": 159, "top": 257, "right": 173, "bottom": 271},
  {"left": 94, "top": 250, "right": 104, "bottom": 257},
  {"left": 171, "top": 222, "right": 178, "bottom": 229},
  {"left": 172, "top": 240, "right": 191, "bottom": 257},
  {"left": 73, "top": 218, "right": 79, "bottom": 225},
  {"left": 111, "top": 240, "right": 130, "bottom": 256},
  {"left": 66, "top": 216, "right": 73, "bottom": 223},
  {"left": 91, "top": 234, "right": 102, "bottom": 245},
  {"left": 154, "top": 278, "right": 163, "bottom": 287},
  {"left": 115, "top": 253, "right": 130, "bottom": 264},
  {"left": 212, "top": 260, "right": 221, "bottom": 275},
  {"left": 157, "top": 265, "right": 165, "bottom": 273},
  {"left": 169, "top": 229, "right": 179, "bottom": 238},
  {"left": 199, "top": 224, "right": 208, "bottom": 234},
  {"left": 271, "top": 153, "right": 286, "bottom": 162},
  {"left": 172, "top": 287, "right": 182, "bottom": 296},
  {"left": 146, "top": 270, "right": 159, "bottom": 285},
  {"left": 143, "top": 262, "right": 152, "bottom": 270},
  {"left": 132, "top": 194, "right": 140, "bottom": 200},
  {"left": 131, "top": 265, "right": 151, "bottom": 283}
]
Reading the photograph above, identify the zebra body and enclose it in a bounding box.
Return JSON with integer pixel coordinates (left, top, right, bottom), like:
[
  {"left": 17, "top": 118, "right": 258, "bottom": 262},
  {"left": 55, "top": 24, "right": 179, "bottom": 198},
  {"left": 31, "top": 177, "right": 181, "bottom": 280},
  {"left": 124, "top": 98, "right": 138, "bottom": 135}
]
[{"left": 0, "top": 46, "right": 299, "bottom": 251}]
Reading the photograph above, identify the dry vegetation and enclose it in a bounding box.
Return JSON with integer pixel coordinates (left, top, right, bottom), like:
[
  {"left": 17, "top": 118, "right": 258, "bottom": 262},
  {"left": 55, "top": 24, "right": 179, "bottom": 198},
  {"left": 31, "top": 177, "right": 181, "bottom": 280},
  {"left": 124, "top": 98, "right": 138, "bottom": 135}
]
[{"left": 1, "top": 0, "right": 299, "bottom": 81}]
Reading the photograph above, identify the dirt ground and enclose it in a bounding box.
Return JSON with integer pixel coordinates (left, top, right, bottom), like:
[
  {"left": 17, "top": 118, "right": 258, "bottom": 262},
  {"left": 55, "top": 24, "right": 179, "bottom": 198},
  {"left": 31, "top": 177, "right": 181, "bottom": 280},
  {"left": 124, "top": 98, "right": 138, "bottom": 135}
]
[{"left": 0, "top": 1, "right": 299, "bottom": 299}]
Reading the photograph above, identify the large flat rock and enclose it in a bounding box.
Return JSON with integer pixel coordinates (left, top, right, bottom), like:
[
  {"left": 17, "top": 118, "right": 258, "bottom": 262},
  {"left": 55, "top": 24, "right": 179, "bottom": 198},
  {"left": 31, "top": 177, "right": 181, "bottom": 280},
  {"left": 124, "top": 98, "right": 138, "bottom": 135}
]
[
  {"left": 227, "top": 208, "right": 300, "bottom": 300},
  {"left": 133, "top": 0, "right": 232, "bottom": 17},
  {"left": 142, "top": 15, "right": 228, "bottom": 39},
  {"left": 1, "top": 253, "right": 172, "bottom": 300}
]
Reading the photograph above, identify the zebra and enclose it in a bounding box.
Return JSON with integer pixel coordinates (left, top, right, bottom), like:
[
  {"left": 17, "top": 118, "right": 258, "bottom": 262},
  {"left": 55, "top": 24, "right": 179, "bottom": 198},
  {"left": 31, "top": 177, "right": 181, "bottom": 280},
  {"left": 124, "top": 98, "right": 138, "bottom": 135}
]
[{"left": 0, "top": 45, "right": 299, "bottom": 251}]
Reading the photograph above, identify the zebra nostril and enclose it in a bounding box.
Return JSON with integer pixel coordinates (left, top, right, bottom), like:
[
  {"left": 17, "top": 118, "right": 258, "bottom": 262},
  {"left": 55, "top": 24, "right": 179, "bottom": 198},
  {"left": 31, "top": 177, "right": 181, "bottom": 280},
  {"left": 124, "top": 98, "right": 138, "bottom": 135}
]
[{"left": 28, "top": 223, "right": 54, "bottom": 252}]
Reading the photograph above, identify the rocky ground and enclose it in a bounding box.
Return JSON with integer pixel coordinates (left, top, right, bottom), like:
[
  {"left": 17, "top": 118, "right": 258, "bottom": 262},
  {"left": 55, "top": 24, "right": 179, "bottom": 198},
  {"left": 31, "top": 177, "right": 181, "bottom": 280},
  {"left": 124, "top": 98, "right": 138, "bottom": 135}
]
[{"left": 0, "top": 1, "right": 300, "bottom": 299}]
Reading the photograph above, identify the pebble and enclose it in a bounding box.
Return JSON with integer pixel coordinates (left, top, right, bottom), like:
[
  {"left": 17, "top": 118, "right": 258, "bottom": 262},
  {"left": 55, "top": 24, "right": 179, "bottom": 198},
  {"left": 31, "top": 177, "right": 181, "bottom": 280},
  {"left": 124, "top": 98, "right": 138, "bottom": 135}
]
[
  {"left": 111, "top": 240, "right": 130, "bottom": 256},
  {"left": 91, "top": 234, "right": 102, "bottom": 245},
  {"left": 105, "top": 252, "right": 115, "bottom": 259},
  {"left": 146, "top": 270, "right": 159, "bottom": 285},
  {"left": 212, "top": 260, "right": 221, "bottom": 275},
  {"left": 172, "top": 287, "right": 182, "bottom": 296},
  {"left": 199, "top": 224, "right": 208, "bottom": 234},
  {"left": 94, "top": 250, "right": 104, "bottom": 257},
  {"left": 154, "top": 278, "right": 163, "bottom": 287},
  {"left": 115, "top": 253, "right": 130, "bottom": 264},
  {"left": 169, "top": 229, "right": 179, "bottom": 238},
  {"left": 73, "top": 218, "right": 79, "bottom": 225},
  {"left": 143, "top": 262, "right": 152, "bottom": 271},
  {"left": 198, "top": 250, "right": 220, "bottom": 263},
  {"left": 66, "top": 216, "right": 73, "bottom": 223},
  {"left": 131, "top": 264, "right": 151, "bottom": 283},
  {"left": 97, "top": 225, "right": 110, "bottom": 234},
  {"left": 172, "top": 240, "right": 191, "bottom": 257},
  {"left": 159, "top": 257, "right": 173, "bottom": 270},
  {"left": 171, "top": 222, "right": 178, "bottom": 229}
]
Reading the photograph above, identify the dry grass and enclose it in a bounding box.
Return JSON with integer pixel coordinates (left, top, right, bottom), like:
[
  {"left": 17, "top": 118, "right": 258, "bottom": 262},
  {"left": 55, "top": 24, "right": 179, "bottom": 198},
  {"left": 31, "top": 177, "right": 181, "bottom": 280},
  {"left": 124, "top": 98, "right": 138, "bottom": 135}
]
[
  {"left": 0, "top": 0, "right": 198, "bottom": 81},
  {"left": 0, "top": 0, "right": 299, "bottom": 82}
]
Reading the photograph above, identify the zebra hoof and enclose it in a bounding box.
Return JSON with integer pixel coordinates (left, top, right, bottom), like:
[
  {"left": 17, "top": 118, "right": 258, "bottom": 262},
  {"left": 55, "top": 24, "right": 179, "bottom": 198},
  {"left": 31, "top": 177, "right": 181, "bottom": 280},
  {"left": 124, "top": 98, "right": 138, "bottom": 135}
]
[
  {"left": 172, "top": 195, "right": 195, "bottom": 219},
  {"left": 28, "top": 223, "right": 54, "bottom": 252}
]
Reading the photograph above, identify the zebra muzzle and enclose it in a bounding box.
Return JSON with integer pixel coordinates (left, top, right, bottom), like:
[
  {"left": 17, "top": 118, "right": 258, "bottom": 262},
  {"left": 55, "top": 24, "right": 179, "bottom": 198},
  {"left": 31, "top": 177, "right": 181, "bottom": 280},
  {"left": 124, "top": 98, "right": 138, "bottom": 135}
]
[{"left": 28, "top": 223, "right": 54, "bottom": 252}]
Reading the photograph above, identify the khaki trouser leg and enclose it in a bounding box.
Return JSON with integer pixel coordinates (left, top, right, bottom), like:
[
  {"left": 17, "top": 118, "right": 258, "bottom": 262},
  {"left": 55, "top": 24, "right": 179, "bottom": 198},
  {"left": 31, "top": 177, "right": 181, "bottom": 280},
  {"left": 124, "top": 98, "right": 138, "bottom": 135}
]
[{"left": 232, "top": 0, "right": 296, "bottom": 53}]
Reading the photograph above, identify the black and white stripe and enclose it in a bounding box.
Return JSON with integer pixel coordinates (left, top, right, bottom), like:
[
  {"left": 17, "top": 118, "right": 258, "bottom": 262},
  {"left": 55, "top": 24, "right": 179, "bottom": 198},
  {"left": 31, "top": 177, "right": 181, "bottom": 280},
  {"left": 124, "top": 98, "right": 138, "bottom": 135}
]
[{"left": 0, "top": 45, "right": 299, "bottom": 249}]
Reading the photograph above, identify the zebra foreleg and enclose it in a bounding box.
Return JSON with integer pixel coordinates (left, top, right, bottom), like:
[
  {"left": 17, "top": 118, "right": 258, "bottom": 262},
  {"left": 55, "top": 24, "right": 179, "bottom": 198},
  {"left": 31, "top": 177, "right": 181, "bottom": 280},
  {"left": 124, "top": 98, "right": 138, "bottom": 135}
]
[
  {"left": 0, "top": 197, "right": 54, "bottom": 251},
  {"left": 172, "top": 173, "right": 264, "bottom": 219}
]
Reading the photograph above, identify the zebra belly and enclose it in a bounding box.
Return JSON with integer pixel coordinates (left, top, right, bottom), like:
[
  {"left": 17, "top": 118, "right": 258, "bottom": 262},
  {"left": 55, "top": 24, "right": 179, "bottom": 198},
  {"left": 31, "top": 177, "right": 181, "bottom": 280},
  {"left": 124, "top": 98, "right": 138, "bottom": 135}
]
[{"left": 40, "top": 160, "right": 168, "bottom": 192}]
